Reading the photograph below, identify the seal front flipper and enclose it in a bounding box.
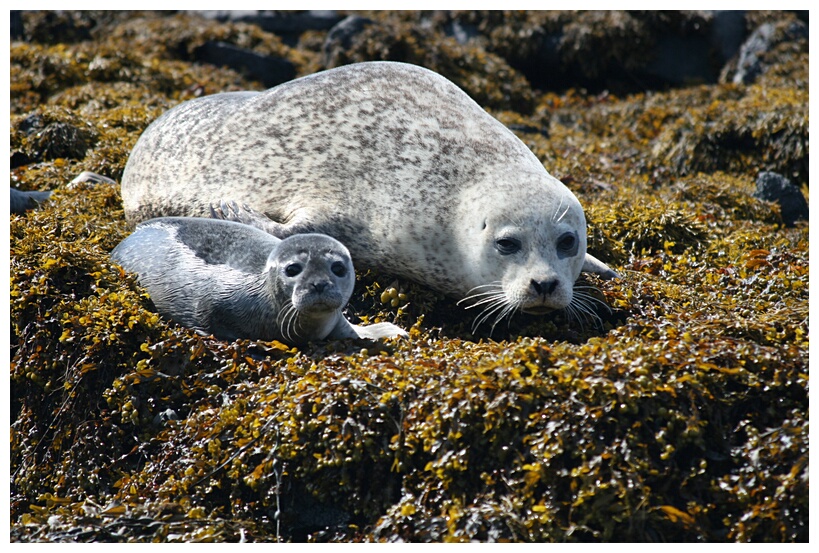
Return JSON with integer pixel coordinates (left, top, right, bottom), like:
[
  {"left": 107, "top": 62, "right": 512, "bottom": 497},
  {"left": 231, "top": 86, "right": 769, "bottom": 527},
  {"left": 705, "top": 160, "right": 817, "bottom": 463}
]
[
  {"left": 210, "top": 199, "right": 287, "bottom": 235},
  {"left": 327, "top": 318, "right": 409, "bottom": 341},
  {"left": 583, "top": 253, "right": 620, "bottom": 280}
]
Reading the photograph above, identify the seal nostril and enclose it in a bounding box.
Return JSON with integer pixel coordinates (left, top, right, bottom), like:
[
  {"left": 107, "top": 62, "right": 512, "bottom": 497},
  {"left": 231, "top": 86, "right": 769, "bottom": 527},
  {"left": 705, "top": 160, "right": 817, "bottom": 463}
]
[
  {"left": 313, "top": 281, "right": 328, "bottom": 293},
  {"left": 531, "top": 279, "right": 558, "bottom": 296}
]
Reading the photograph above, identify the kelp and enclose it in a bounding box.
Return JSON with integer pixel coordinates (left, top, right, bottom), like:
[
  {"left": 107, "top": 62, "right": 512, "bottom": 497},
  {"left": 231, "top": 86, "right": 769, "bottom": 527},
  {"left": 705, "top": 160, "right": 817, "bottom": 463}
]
[{"left": 10, "top": 10, "right": 808, "bottom": 543}]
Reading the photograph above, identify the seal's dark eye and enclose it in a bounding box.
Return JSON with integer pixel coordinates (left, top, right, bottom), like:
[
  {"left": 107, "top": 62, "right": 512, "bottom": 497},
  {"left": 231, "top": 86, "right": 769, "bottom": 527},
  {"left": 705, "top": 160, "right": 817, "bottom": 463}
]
[
  {"left": 331, "top": 261, "right": 347, "bottom": 277},
  {"left": 495, "top": 238, "right": 521, "bottom": 255},
  {"left": 284, "top": 263, "right": 302, "bottom": 277},
  {"left": 557, "top": 232, "right": 579, "bottom": 255}
]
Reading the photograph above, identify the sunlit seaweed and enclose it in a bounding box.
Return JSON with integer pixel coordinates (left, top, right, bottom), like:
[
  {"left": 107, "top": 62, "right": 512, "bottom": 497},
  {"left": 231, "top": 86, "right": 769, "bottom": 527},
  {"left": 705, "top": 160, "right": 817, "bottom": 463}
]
[{"left": 10, "top": 10, "right": 808, "bottom": 543}]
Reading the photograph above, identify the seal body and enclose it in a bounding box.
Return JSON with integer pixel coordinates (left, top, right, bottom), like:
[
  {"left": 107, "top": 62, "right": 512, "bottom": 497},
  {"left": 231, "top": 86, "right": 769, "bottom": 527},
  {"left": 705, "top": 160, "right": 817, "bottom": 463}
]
[
  {"left": 121, "top": 61, "right": 617, "bottom": 329},
  {"left": 110, "top": 217, "right": 407, "bottom": 343}
]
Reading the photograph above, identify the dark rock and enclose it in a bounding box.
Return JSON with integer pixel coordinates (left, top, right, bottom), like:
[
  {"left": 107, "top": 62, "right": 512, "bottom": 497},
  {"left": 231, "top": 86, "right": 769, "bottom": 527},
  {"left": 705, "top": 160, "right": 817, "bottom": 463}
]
[
  {"left": 727, "top": 19, "right": 808, "bottom": 84},
  {"left": 193, "top": 41, "right": 296, "bottom": 88},
  {"left": 442, "top": 19, "right": 480, "bottom": 45},
  {"left": 10, "top": 151, "right": 31, "bottom": 168},
  {"left": 198, "top": 10, "right": 342, "bottom": 33},
  {"left": 709, "top": 10, "right": 747, "bottom": 64},
  {"left": 10, "top": 188, "right": 52, "bottom": 214},
  {"left": 644, "top": 11, "right": 745, "bottom": 86},
  {"left": 506, "top": 123, "right": 549, "bottom": 138},
  {"left": 11, "top": 10, "right": 23, "bottom": 40},
  {"left": 323, "top": 16, "right": 374, "bottom": 67},
  {"left": 23, "top": 120, "right": 94, "bottom": 161},
  {"left": 753, "top": 171, "right": 808, "bottom": 226},
  {"left": 17, "top": 113, "right": 44, "bottom": 135},
  {"left": 152, "top": 409, "right": 179, "bottom": 426},
  {"left": 196, "top": 10, "right": 343, "bottom": 45},
  {"left": 645, "top": 34, "right": 715, "bottom": 85}
]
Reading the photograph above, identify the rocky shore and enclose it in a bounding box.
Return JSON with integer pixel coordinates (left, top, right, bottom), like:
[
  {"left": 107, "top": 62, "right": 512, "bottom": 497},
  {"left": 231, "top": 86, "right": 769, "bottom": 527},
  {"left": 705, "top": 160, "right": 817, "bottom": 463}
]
[{"left": 10, "top": 11, "right": 808, "bottom": 542}]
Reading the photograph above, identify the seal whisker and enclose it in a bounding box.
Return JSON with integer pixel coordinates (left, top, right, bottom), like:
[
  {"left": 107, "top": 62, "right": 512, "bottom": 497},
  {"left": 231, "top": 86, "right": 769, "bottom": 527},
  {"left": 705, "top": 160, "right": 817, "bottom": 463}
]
[
  {"left": 459, "top": 288, "right": 505, "bottom": 298},
  {"left": 284, "top": 304, "right": 302, "bottom": 343},
  {"left": 276, "top": 299, "right": 297, "bottom": 342},
  {"left": 565, "top": 288, "right": 605, "bottom": 329},
  {"left": 556, "top": 201, "right": 571, "bottom": 223},
  {"left": 572, "top": 286, "right": 613, "bottom": 314},
  {"left": 471, "top": 296, "right": 513, "bottom": 335},
  {"left": 471, "top": 300, "right": 504, "bottom": 333},
  {"left": 457, "top": 282, "right": 504, "bottom": 304},
  {"left": 459, "top": 292, "right": 509, "bottom": 310},
  {"left": 489, "top": 301, "right": 519, "bottom": 336},
  {"left": 551, "top": 196, "right": 564, "bottom": 223}
]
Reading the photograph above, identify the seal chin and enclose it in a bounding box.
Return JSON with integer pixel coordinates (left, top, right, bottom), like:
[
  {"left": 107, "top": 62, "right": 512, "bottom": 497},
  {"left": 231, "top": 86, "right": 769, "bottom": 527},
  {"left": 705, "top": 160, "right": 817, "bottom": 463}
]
[
  {"left": 521, "top": 306, "right": 554, "bottom": 315},
  {"left": 297, "top": 295, "right": 344, "bottom": 314}
]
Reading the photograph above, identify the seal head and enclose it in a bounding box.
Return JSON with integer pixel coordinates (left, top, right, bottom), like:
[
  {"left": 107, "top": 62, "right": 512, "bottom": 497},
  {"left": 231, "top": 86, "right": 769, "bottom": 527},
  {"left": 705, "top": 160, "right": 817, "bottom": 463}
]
[
  {"left": 265, "top": 233, "right": 355, "bottom": 343},
  {"left": 451, "top": 172, "right": 590, "bottom": 332}
]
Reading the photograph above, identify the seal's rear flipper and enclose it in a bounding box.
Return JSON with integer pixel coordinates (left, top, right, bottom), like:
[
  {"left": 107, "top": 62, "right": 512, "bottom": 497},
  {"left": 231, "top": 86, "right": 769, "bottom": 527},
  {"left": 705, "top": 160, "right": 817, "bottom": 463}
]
[
  {"left": 10, "top": 188, "right": 51, "bottom": 213},
  {"left": 583, "top": 253, "right": 620, "bottom": 279}
]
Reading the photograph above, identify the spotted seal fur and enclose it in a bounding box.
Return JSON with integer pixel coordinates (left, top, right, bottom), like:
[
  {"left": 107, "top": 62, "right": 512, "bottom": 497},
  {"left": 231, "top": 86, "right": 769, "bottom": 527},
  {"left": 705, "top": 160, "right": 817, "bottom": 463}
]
[
  {"left": 110, "top": 217, "right": 407, "bottom": 343},
  {"left": 120, "top": 61, "right": 617, "bottom": 333}
]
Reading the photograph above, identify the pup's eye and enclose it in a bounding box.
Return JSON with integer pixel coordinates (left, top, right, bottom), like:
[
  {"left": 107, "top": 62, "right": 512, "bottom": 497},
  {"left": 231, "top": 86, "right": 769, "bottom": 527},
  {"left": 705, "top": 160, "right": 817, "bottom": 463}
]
[
  {"left": 495, "top": 238, "right": 521, "bottom": 255},
  {"left": 331, "top": 261, "right": 347, "bottom": 277},
  {"left": 284, "top": 263, "right": 302, "bottom": 277}
]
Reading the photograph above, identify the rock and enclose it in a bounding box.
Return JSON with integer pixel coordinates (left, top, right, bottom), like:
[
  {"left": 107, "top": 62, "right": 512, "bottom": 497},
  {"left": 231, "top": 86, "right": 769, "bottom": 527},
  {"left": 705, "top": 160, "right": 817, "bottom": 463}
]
[
  {"left": 725, "top": 19, "right": 808, "bottom": 84},
  {"left": 709, "top": 10, "right": 747, "bottom": 64},
  {"left": 152, "top": 408, "right": 179, "bottom": 426},
  {"left": 442, "top": 18, "right": 480, "bottom": 45},
  {"left": 195, "top": 10, "right": 343, "bottom": 45},
  {"left": 193, "top": 41, "right": 296, "bottom": 88},
  {"left": 323, "top": 16, "right": 373, "bottom": 67},
  {"left": 644, "top": 11, "right": 745, "bottom": 86},
  {"left": 11, "top": 10, "right": 23, "bottom": 39},
  {"left": 753, "top": 171, "right": 808, "bottom": 226}
]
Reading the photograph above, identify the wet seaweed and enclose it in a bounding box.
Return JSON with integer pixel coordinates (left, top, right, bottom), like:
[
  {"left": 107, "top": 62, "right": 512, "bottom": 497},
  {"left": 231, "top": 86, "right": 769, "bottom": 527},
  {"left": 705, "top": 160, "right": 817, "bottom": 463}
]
[{"left": 9, "top": 10, "right": 808, "bottom": 543}]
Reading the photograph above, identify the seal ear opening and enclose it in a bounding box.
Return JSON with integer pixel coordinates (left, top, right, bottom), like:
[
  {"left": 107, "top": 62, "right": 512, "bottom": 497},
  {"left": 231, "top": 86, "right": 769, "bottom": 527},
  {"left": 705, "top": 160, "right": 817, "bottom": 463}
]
[{"left": 583, "top": 253, "right": 620, "bottom": 279}]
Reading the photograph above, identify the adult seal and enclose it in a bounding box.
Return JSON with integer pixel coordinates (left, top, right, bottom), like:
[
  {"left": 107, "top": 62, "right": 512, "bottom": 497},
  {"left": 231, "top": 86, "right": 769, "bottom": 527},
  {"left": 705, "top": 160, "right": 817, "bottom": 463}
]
[
  {"left": 121, "top": 61, "right": 618, "bottom": 332},
  {"left": 110, "top": 217, "right": 408, "bottom": 344}
]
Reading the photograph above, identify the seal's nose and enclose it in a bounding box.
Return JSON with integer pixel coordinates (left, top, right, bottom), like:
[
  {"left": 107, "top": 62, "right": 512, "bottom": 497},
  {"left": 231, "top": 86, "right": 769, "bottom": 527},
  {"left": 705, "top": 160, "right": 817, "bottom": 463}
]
[
  {"left": 312, "top": 281, "right": 329, "bottom": 293},
  {"left": 530, "top": 278, "right": 558, "bottom": 296}
]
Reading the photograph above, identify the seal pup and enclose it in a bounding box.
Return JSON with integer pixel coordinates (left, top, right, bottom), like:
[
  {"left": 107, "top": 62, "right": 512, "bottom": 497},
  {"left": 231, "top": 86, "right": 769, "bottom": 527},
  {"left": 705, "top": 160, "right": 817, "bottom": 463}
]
[
  {"left": 110, "top": 217, "right": 408, "bottom": 344},
  {"left": 120, "top": 61, "right": 618, "bottom": 332}
]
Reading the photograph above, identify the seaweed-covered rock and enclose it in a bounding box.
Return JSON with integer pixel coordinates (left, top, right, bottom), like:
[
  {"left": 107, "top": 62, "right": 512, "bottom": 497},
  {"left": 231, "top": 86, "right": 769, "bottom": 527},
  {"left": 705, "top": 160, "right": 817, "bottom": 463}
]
[
  {"left": 723, "top": 18, "right": 809, "bottom": 85},
  {"left": 10, "top": 10, "right": 809, "bottom": 543},
  {"left": 753, "top": 171, "right": 808, "bottom": 226},
  {"left": 193, "top": 41, "right": 296, "bottom": 87},
  {"left": 323, "top": 15, "right": 534, "bottom": 114},
  {"left": 322, "top": 15, "right": 373, "bottom": 67},
  {"left": 11, "top": 106, "right": 98, "bottom": 164}
]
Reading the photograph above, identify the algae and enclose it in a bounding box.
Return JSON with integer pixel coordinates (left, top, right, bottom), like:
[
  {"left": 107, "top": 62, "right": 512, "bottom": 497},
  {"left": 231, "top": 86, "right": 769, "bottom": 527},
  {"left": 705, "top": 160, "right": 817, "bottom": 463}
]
[{"left": 9, "top": 10, "right": 808, "bottom": 543}]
